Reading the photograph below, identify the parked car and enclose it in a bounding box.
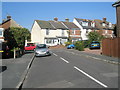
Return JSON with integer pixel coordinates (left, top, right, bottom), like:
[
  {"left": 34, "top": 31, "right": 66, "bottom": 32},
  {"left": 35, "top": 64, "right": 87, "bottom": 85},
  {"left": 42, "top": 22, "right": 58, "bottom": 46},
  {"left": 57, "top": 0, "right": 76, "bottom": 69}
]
[
  {"left": 35, "top": 44, "right": 51, "bottom": 57},
  {"left": 89, "top": 41, "right": 100, "bottom": 49},
  {"left": 67, "top": 44, "right": 75, "bottom": 49},
  {"left": 24, "top": 43, "right": 36, "bottom": 51}
]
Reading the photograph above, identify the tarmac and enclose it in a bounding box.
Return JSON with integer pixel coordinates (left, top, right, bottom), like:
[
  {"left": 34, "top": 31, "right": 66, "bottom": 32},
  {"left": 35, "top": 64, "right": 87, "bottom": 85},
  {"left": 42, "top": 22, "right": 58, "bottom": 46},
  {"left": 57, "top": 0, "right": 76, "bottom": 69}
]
[{"left": 0, "top": 48, "right": 119, "bottom": 89}]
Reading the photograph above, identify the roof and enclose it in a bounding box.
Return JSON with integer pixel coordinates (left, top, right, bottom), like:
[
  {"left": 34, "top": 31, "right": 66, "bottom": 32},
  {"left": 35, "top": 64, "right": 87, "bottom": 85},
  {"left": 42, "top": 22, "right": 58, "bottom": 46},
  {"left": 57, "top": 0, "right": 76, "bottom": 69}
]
[
  {"left": 94, "top": 19, "right": 114, "bottom": 30},
  {"left": 49, "top": 21, "right": 68, "bottom": 30},
  {"left": 1, "top": 18, "right": 23, "bottom": 28},
  {"left": 62, "top": 21, "right": 80, "bottom": 29},
  {"left": 36, "top": 20, "right": 55, "bottom": 29},
  {"left": 75, "top": 18, "right": 95, "bottom": 29},
  {"left": 112, "top": 0, "right": 120, "bottom": 7},
  {"left": 10, "top": 19, "right": 23, "bottom": 28}
]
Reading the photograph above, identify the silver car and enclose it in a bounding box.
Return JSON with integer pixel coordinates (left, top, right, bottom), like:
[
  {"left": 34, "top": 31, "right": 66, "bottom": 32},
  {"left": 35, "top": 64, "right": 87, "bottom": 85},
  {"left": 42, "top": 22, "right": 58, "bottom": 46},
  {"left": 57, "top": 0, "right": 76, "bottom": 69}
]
[{"left": 35, "top": 44, "right": 51, "bottom": 57}]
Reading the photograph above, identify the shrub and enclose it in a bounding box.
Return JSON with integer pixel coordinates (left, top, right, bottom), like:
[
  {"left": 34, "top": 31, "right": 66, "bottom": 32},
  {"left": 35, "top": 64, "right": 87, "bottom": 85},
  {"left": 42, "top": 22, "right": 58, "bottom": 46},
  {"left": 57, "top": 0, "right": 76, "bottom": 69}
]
[
  {"left": 74, "top": 41, "right": 84, "bottom": 51},
  {"left": 64, "top": 41, "right": 72, "bottom": 46}
]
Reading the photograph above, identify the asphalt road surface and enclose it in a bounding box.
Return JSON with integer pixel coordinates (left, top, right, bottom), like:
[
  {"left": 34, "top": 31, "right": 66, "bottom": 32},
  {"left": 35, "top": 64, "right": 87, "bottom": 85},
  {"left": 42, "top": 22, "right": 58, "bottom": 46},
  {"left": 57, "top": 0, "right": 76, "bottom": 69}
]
[{"left": 22, "top": 49, "right": 118, "bottom": 88}]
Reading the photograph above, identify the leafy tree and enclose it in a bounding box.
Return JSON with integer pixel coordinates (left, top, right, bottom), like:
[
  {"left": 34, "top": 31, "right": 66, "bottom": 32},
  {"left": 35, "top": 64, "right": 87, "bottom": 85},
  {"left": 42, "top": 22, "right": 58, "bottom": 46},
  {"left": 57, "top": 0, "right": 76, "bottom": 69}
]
[
  {"left": 87, "top": 31, "right": 104, "bottom": 42},
  {"left": 9, "top": 27, "right": 31, "bottom": 49}
]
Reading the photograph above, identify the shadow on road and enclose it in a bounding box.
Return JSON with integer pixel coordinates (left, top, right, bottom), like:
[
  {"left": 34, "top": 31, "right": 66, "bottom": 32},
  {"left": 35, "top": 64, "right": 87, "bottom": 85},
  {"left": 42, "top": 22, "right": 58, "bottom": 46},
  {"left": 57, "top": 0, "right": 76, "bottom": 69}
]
[{"left": 0, "top": 66, "right": 7, "bottom": 73}]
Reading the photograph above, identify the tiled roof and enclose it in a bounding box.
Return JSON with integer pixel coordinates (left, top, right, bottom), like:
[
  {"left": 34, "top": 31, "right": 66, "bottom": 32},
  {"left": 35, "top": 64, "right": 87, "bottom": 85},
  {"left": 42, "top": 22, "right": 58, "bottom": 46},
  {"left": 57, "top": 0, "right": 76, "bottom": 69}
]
[
  {"left": 62, "top": 22, "right": 80, "bottom": 29},
  {"left": 75, "top": 18, "right": 95, "bottom": 29},
  {"left": 49, "top": 21, "right": 68, "bottom": 30},
  {"left": 10, "top": 19, "right": 23, "bottom": 28},
  {"left": 94, "top": 19, "right": 114, "bottom": 30},
  {"left": 36, "top": 20, "right": 55, "bottom": 29},
  {"left": 1, "top": 18, "right": 23, "bottom": 28}
]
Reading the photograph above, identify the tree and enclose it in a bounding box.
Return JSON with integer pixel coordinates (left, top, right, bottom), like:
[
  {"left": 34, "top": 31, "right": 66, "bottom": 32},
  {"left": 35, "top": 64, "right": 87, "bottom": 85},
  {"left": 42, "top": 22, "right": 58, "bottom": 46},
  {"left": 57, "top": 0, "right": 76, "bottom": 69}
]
[
  {"left": 9, "top": 27, "right": 31, "bottom": 49},
  {"left": 87, "top": 31, "right": 104, "bottom": 42}
]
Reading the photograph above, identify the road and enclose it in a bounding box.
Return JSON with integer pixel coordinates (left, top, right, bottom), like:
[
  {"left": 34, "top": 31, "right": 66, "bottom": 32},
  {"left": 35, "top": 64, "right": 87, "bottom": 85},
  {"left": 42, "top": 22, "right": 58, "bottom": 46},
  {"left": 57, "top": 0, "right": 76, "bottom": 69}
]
[{"left": 22, "top": 49, "right": 118, "bottom": 88}]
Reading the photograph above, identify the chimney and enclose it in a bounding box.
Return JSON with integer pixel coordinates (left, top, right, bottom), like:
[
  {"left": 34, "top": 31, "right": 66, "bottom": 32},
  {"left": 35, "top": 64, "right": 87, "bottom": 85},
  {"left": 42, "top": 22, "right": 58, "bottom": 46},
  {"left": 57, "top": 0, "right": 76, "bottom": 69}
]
[
  {"left": 54, "top": 17, "right": 58, "bottom": 21},
  {"left": 103, "top": 17, "right": 106, "bottom": 22},
  {"left": 7, "top": 15, "right": 11, "bottom": 20},
  {"left": 65, "top": 18, "right": 69, "bottom": 22}
]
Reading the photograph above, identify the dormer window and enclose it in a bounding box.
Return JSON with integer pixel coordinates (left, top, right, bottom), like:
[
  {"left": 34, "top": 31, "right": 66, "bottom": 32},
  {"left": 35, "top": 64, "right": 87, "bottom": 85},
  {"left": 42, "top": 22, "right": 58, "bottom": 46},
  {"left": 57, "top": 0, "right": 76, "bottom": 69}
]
[
  {"left": 82, "top": 21, "right": 88, "bottom": 26},
  {"left": 102, "top": 23, "right": 106, "bottom": 27},
  {"left": 109, "top": 23, "right": 112, "bottom": 27}
]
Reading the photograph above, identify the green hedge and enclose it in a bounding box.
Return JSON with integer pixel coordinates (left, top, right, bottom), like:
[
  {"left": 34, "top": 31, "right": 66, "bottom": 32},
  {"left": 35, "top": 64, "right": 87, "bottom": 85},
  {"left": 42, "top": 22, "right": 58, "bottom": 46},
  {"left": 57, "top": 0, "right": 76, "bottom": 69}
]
[{"left": 74, "top": 41, "right": 84, "bottom": 51}]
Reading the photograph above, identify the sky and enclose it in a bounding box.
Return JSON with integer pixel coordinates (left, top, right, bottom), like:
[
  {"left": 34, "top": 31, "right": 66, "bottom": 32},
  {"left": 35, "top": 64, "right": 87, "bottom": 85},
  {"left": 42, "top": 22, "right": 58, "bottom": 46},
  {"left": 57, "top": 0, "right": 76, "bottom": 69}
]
[{"left": 2, "top": 2, "right": 116, "bottom": 30}]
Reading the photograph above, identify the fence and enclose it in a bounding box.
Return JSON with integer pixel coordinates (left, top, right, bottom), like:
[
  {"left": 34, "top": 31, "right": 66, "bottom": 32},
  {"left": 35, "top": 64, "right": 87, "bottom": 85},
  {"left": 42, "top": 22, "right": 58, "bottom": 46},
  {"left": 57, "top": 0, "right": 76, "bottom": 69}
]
[{"left": 102, "top": 37, "right": 120, "bottom": 58}]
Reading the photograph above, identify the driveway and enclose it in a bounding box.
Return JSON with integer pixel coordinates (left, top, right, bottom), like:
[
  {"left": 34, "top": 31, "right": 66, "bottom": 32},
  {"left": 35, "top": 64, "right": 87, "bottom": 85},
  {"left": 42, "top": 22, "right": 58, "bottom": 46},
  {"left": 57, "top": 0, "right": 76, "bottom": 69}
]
[{"left": 83, "top": 48, "right": 102, "bottom": 55}]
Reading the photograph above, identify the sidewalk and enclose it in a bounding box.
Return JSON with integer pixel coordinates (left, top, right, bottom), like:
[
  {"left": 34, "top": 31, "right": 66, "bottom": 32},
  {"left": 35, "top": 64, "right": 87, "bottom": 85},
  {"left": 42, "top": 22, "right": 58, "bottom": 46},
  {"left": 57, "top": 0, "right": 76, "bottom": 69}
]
[
  {"left": 67, "top": 49, "right": 119, "bottom": 65},
  {"left": 2, "top": 52, "right": 35, "bottom": 88}
]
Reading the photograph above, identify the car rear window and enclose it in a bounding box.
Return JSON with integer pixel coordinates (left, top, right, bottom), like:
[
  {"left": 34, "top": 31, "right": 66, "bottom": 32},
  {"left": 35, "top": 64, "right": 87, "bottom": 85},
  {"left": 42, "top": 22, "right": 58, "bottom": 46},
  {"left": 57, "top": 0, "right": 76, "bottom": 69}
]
[{"left": 36, "top": 44, "right": 46, "bottom": 48}]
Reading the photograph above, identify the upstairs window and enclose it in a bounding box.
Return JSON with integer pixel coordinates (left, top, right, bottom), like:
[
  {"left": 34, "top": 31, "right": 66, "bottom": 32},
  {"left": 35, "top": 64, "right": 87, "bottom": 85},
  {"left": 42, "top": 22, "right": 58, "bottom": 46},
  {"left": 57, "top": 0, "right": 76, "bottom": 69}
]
[
  {"left": 46, "top": 29, "right": 49, "bottom": 35},
  {"left": 0, "top": 29, "right": 3, "bottom": 37},
  {"left": 61, "top": 30, "right": 64, "bottom": 36},
  {"left": 82, "top": 21, "right": 88, "bottom": 26},
  {"left": 72, "top": 29, "right": 75, "bottom": 35},
  {"left": 102, "top": 23, "right": 106, "bottom": 27}
]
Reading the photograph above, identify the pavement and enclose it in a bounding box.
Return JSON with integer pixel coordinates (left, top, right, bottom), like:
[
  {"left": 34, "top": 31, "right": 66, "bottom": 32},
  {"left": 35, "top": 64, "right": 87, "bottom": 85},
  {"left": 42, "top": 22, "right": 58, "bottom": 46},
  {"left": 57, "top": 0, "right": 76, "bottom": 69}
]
[
  {"left": 68, "top": 49, "right": 119, "bottom": 65},
  {"left": 1, "top": 52, "right": 35, "bottom": 89}
]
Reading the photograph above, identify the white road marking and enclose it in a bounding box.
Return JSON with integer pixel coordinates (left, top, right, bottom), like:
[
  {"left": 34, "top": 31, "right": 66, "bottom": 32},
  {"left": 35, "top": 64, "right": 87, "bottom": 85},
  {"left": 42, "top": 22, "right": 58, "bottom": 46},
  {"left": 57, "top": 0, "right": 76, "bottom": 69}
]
[
  {"left": 74, "top": 66, "right": 108, "bottom": 88},
  {"left": 60, "top": 57, "right": 69, "bottom": 63},
  {"left": 53, "top": 53, "right": 58, "bottom": 56}
]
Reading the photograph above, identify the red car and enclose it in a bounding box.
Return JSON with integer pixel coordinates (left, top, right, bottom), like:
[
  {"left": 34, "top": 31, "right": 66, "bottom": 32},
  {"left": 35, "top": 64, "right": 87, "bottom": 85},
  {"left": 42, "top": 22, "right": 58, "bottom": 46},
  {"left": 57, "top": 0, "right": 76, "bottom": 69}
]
[{"left": 24, "top": 43, "right": 36, "bottom": 51}]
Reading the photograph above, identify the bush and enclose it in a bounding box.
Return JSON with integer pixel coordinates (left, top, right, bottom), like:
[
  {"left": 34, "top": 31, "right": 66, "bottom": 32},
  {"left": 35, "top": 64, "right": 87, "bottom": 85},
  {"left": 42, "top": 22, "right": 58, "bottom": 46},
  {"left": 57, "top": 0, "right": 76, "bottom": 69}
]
[
  {"left": 64, "top": 41, "right": 72, "bottom": 46},
  {"left": 74, "top": 41, "right": 84, "bottom": 51}
]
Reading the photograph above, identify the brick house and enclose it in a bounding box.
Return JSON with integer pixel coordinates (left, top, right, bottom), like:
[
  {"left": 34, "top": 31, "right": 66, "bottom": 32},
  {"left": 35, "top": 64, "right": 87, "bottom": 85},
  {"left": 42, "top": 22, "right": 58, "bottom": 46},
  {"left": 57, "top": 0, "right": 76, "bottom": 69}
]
[
  {"left": 0, "top": 16, "right": 23, "bottom": 49},
  {"left": 94, "top": 18, "right": 115, "bottom": 38}
]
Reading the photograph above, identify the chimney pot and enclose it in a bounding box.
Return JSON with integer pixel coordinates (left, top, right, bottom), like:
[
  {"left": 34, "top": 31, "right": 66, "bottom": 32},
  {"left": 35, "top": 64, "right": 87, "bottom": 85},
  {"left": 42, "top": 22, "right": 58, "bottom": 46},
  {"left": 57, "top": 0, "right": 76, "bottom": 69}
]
[
  {"left": 54, "top": 17, "right": 58, "bottom": 21},
  {"left": 7, "top": 16, "right": 11, "bottom": 20},
  {"left": 103, "top": 17, "right": 106, "bottom": 22},
  {"left": 65, "top": 18, "right": 69, "bottom": 22}
]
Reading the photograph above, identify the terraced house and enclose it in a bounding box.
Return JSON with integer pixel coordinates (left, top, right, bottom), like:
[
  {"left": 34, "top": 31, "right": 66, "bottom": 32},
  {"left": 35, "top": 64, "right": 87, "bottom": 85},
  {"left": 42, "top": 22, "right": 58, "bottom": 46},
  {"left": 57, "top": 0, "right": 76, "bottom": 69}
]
[
  {"left": 31, "top": 18, "right": 68, "bottom": 46},
  {"left": 31, "top": 18, "right": 81, "bottom": 46},
  {"left": 73, "top": 18, "right": 96, "bottom": 40},
  {"left": 73, "top": 18, "right": 115, "bottom": 40}
]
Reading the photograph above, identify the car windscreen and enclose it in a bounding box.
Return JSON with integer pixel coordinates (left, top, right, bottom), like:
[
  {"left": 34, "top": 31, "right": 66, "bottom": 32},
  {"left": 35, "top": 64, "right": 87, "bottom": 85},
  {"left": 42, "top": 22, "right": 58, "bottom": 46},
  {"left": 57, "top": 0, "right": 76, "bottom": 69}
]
[{"left": 36, "top": 44, "right": 46, "bottom": 49}]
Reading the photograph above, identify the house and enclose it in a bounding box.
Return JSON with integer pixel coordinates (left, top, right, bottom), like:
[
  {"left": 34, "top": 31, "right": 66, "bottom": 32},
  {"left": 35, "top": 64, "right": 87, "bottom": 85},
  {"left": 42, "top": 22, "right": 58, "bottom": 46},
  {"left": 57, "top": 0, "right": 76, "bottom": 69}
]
[
  {"left": 31, "top": 18, "right": 69, "bottom": 46},
  {"left": 73, "top": 18, "right": 95, "bottom": 40},
  {"left": 61, "top": 18, "right": 81, "bottom": 42},
  {"left": 0, "top": 15, "right": 23, "bottom": 50},
  {"left": 73, "top": 18, "right": 114, "bottom": 40},
  {"left": 113, "top": 0, "right": 120, "bottom": 37},
  {"left": 0, "top": 15, "right": 23, "bottom": 43},
  {"left": 94, "top": 18, "right": 115, "bottom": 38}
]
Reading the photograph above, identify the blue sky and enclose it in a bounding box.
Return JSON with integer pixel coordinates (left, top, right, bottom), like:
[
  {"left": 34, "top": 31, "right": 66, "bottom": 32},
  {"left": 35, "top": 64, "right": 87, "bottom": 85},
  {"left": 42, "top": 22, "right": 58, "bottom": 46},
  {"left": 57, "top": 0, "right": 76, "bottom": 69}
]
[{"left": 2, "top": 2, "right": 116, "bottom": 30}]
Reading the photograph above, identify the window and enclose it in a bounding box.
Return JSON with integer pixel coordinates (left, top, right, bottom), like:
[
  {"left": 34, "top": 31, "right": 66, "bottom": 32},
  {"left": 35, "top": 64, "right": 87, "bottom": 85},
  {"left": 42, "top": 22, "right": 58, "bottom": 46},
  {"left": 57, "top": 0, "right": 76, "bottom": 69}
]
[
  {"left": 82, "top": 21, "right": 88, "bottom": 26},
  {"left": 61, "top": 30, "right": 64, "bottom": 36},
  {"left": 72, "top": 30, "right": 75, "bottom": 34},
  {"left": 102, "top": 23, "right": 106, "bottom": 27},
  {"left": 109, "top": 23, "right": 112, "bottom": 27},
  {"left": 46, "top": 39, "right": 55, "bottom": 44},
  {"left": 46, "top": 29, "right": 49, "bottom": 35},
  {"left": 0, "top": 31, "right": 2, "bottom": 36}
]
